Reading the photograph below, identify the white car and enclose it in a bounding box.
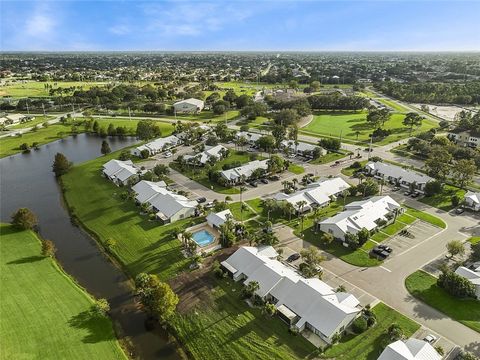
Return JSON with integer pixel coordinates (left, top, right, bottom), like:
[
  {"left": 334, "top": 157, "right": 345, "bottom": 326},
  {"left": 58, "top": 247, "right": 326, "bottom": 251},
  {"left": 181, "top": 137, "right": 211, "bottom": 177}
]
[
  {"left": 163, "top": 151, "right": 172, "bottom": 158},
  {"left": 423, "top": 334, "right": 437, "bottom": 344}
]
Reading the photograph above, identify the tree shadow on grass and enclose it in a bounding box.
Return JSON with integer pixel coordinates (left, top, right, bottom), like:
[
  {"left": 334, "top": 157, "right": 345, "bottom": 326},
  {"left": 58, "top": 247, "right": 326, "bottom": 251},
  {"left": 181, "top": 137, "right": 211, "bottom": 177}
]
[
  {"left": 68, "top": 309, "right": 115, "bottom": 344},
  {"left": 7, "top": 255, "right": 44, "bottom": 264}
]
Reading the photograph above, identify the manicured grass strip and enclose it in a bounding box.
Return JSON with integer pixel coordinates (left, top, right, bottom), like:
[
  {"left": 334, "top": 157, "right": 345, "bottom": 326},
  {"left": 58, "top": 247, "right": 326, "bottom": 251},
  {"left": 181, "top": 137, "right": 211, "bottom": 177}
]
[
  {"left": 0, "top": 224, "right": 126, "bottom": 359},
  {"left": 321, "top": 302, "right": 420, "bottom": 360},
  {"left": 370, "top": 231, "right": 389, "bottom": 243},
  {"left": 405, "top": 207, "right": 446, "bottom": 229},
  {"left": 311, "top": 151, "right": 350, "bottom": 165},
  {"left": 288, "top": 163, "right": 305, "bottom": 175},
  {"left": 172, "top": 277, "right": 316, "bottom": 360},
  {"left": 469, "top": 237, "right": 480, "bottom": 245},
  {"left": 0, "top": 123, "right": 75, "bottom": 158},
  {"left": 61, "top": 150, "right": 199, "bottom": 280},
  {"left": 405, "top": 270, "right": 480, "bottom": 333},
  {"left": 419, "top": 185, "right": 466, "bottom": 212},
  {"left": 228, "top": 202, "right": 257, "bottom": 221},
  {"left": 245, "top": 198, "right": 263, "bottom": 214}
]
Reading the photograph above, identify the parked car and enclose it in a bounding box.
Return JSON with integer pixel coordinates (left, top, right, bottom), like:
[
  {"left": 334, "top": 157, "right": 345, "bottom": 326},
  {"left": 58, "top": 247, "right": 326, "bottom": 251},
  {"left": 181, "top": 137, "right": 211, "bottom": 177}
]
[
  {"left": 403, "top": 191, "right": 412, "bottom": 196},
  {"left": 377, "top": 244, "right": 393, "bottom": 253},
  {"left": 196, "top": 197, "right": 206, "bottom": 204},
  {"left": 455, "top": 207, "right": 465, "bottom": 214},
  {"left": 269, "top": 175, "right": 280, "bottom": 181},
  {"left": 286, "top": 253, "right": 301, "bottom": 263},
  {"left": 163, "top": 151, "right": 173, "bottom": 158},
  {"left": 392, "top": 186, "right": 400, "bottom": 191},
  {"left": 371, "top": 247, "right": 390, "bottom": 260},
  {"left": 249, "top": 181, "right": 258, "bottom": 187},
  {"left": 260, "top": 178, "right": 269, "bottom": 184},
  {"left": 423, "top": 334, "right": 437, "bottom": 344},
  {"left": 411, "top": 192, "right": 420, "bottom": 198},
  {"left": 204, "top": 201, "right": 214, "bottom": 209}
]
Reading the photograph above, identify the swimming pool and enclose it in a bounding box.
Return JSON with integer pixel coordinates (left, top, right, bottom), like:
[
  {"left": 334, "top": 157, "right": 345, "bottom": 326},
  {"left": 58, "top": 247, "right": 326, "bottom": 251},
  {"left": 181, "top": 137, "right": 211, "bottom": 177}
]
[{"left": 192, "top": 229, "right": 215, "bottom": 247}]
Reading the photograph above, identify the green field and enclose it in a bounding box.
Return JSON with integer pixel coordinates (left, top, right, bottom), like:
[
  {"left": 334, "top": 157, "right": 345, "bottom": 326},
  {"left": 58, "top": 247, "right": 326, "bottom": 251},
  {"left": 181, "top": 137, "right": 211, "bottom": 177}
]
[
  {"left": 302, "top": 111, "right": 437, "bottom": 145},
  {"left": 288, "top": 163, "right": 305, "bottom": 174},
  {"left": 0, "top": 81, "right": 109, "bottom": 97},
  {"left": 172, "top": 276, "right": 316, "bottom": 360},
  {"left": 321, "top": 303, "right": 420, "bottom": 360},
  {"left": 0, "top": 123, "right": 75, "bottom": 158},
  {"left": 374, "top": 97, "right": 411, "bottom": 113},
  {"left": 0, "top": 224, "right": 126, "bottom": 359},
  {"left": 173, "top": 110, "right": 240, "bottom": 123},
  {"left": 405, "top": 270, "right": 480, "bottom": 333},
  {"left": 228, "top": 201, "right": 257, "bottom": 221},
  {"left": 419, "top": 185, "right": 466, "bottom": 212}
]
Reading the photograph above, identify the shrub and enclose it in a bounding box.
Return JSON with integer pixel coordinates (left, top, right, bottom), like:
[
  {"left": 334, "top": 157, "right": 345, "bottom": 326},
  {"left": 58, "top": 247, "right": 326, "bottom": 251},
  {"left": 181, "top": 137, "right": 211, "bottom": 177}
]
[
  {"left": 424, "top": 180, "right": 442, "bottom": 197},
  {"left": 352, "top": 317, "right": 368, "bottom": 334}
]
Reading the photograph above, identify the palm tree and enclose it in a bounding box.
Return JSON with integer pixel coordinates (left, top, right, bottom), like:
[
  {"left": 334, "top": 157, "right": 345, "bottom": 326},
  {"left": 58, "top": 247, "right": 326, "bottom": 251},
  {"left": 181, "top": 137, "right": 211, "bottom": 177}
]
[
  {"left": 358, "top": 173, "right": 365, "bottom": 185},
  {"left": 285, "top": 202, "right": 295, "bottom": 221},
  {"left": 181, "top": 231, "right": 193, "bottom": 247},
  {"left": 295, "top": 200, "right": 308, "bottom": 231},
  {"left": 239, "top": 186, "right": 247, "bottom": 223}
]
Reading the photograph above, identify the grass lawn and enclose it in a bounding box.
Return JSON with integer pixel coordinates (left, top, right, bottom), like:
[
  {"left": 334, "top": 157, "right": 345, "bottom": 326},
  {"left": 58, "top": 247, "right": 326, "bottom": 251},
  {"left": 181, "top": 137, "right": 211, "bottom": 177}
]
[
  {"left": 173, "top": 110, "right": 240, "bottom": 123},
  {"left": 61, "top": 151, "right": 201, "bottom": 280},
  {"left": 469, "top": 237, "right": 480, "bottom": 245},
  {"left": 0, "top": 224, "right": 126, "bottom": 359},
  {"left": 228, "top": 201, "right": 257, "bottom": 221},
  {"left": 311, "top": 151, "right": 351, "bottom": 165},
  {"left": 8, "top": 115, "right": 55, "bottom": 129},
  {"left": 0, "top": 123, "right": 76, "bottom": 158},
  {"left": 405, "top": 207, "right": 446, "bottom": 229},
  {"left": 245, "top": 198, "right": 263, "bottom": 214},
  {"left": 321, "top": 303, "right": 420, "bottom": 360},
  {"left": 92, "top": 117, "right": 174, "bottom": 136},
  {"left": 419, "top": 185, "right": 466, "bottom": 212},
  {"left": 341, "top": 160, "right": 367, "bottom": 176},
  {"left": 0, "top": 81, "right": 108, "bottom": 97},
  {"left": 302, "top": 111, "right": 437, "bottom": 145},
  {"left": 172, "top": 276, "right": 316, "bottom": 360},
  {"left": 170, "top": 150, "right": 262, "bottom": 194},
  {"left": 405, "top": 270, "right": 480, "bottom": 333},
  {"left": 288, "top": 163, "right": 305, "bottom": 174},
  {"left": 374, "top": 98, "right": 411, "bottom": 113}
]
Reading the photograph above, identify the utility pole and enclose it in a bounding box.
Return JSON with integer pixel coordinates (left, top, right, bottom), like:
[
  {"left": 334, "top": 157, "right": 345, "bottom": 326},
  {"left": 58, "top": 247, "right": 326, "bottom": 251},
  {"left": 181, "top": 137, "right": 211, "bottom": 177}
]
[
  {"left": 128, "top": 106, "right": 132, "bottom": 121},
  {"left": 42, "top": 103, "right": 46, "bottom": 117},
  {"left": 26, "top": 100, "right": 30, "bottom": 115},
  {"left": 368, "top": 135, "right": 373, "bottom": 160},
  {"left": 71, "top": 103, "right": 75, "bottom": 119}
]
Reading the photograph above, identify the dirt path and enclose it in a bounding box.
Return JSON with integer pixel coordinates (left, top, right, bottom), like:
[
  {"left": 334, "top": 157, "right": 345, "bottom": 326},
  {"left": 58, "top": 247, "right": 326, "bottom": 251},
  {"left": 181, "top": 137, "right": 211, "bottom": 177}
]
[{"left": 298, "top": 114, "right": 313, "bottom": 128}]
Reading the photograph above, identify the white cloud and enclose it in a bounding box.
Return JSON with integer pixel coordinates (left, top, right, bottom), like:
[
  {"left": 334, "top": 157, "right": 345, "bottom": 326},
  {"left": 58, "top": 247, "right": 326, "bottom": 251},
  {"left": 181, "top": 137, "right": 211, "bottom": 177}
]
[
  {"left": 109, "top": 24, "right": 131, "bottom": 35},
  {"left": 25, "top": 10, "right": 56, "bottom": 36}
]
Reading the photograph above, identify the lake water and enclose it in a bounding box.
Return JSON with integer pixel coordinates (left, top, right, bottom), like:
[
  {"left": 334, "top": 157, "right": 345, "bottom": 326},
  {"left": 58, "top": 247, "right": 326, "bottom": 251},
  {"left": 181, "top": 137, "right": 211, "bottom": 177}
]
[{"left": 0, "top": 134, "right": 184, "bottom": 360}]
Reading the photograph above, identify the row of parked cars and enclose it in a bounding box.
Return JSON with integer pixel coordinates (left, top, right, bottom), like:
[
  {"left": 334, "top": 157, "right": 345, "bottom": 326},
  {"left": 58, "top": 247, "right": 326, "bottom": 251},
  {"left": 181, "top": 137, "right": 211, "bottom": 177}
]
[
  {"left": 370, "top": 244, "right": 393, "bottom": 260},
  {"left": 248, "top": 174, "right": 281, "bottom": 187}
]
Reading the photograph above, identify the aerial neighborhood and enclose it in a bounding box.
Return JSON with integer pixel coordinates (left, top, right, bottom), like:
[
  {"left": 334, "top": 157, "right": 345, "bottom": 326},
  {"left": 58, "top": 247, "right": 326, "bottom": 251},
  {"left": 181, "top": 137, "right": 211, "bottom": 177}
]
[{"left": 1, "top": 13, "right": 480, "bottom": 360}]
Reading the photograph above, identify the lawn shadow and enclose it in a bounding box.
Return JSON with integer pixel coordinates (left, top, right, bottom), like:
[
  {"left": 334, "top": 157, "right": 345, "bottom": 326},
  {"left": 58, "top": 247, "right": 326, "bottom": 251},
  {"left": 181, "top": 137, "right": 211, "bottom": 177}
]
[
  {"left": 68, "top": 309, "right": 115, "bottom": 344},
  {"left": 7, "top": 255, "right": 45, "bottom": 264}
]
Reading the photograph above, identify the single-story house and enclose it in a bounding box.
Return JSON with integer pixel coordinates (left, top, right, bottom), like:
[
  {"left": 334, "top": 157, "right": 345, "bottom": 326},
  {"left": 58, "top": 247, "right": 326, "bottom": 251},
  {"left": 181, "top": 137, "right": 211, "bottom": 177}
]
[
  {"left": 206, "top": 209, "right": 234, "bottom": 229},
  {"left": 448, "top": 130, "right": 480, "bottom": 149},
  {"left": 184, "top": 144, "right": 228, "bottom": 165},
  {"left": 221, "top": 246, "right": 361, "bottom": 344},
  {"left": 173, "top": 98, "right": 205, "bottom": 114},
  {"left": 220, "top": 159, "right": 269, "bottom": 185},
  {"left": 235, "top": 131, "right": 263, "bottom": 145},
  {"left": 274, "top": 177, "right": 350, "bottom": 212},
  {"left": 454, "top": 266, "right": 480, "bottom": 299},
  {"left": 131, "top": 135, "right": 180, "bottom": 157},
  {"left": 464, "top": 191, "right": 480, "bottom": 211},
  {"left": 131, "top": 180, "right": 167, "bottom": 204},
  {"left": 102, "top": 159, "right": 139, "bottom": 186},
  {"left": 378, "top": 338, "right": 442, "bottom": 360},
  {"left": 365, "top": 161, "right": 433, "bottom": 193},
  {"left": 319, "top": 196, "right": 402, "bottom": 241},
  {"left": 132, "top": 180, "right": 196, "bottom": 223},
  {"left": 0, "top": 113, "right": 33, "bottom": 125},
  {"left": 281, "top": 140, "right": 324, "bottom": 158}
]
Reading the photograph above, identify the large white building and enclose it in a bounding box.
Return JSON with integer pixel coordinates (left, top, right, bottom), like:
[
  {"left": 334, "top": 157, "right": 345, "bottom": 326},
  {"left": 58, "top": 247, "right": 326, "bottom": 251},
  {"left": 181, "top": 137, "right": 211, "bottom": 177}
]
[
  {"left": 0, "top": 113, "right": 33, "bottom": 125},
  {"left": 319, "top": 196, "right": 402, "bottom": 241},
  {"left": 184, "top": 145, "right": 228, "bottom": 165},
  {"left": 377, "top": 338, "right": 442, "bottom": 360},
  {"left": 220, "top": 159, "right": 269, "bottom": 184},
  {"left": 274, "top": 177, "right": 350, "bottom": 212},
  {"left": 221, "top": 246, "right": 361, "bottom": 344},
  {"left": 235, "top": 131, "right": 263, "bottom": 145},
  {"left": 464, "top": 191, "right": 480, "bottom": 211},
  {"left": 173, "top": 98, "right": 205, "bottom": 114},
  {"left": 132, "top": 180, "right": 196, "bottom": 223},
  {"left": 131, "top": 135, "right": 180, "bottom": 157},
  {"left": 454, "top": 265, "right": 480, "bottom": 299},
  {"left": 365, "top": 161, "right": 433, "bottom": 193},
  {"left": 102, "top": 159, "right": 139, "bottom": 186},
  {"left": 281, "top": 140, "right": 324, "bottom": 158}
]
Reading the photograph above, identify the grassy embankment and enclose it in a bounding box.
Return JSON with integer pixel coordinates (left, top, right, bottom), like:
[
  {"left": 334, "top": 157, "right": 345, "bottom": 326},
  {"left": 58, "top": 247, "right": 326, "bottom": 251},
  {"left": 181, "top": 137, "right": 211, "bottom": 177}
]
[
  {"left": 61, "top": 149, "right": 318, "bottom": 360},
  {"left": 301, "top": 111, "right": 437, "bottom": 146},
  {"left": 0, "top": 224, "right": 126, "bottom": 359},
  {"left": 405, "top": 270, "right": 480, "bottom": 333}
]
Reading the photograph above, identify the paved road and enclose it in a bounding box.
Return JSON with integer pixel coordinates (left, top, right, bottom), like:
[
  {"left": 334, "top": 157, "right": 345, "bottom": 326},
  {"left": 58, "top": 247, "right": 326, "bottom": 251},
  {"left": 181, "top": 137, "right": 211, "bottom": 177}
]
[{"left": 277, "top": 196, "right": 480, "bottom": 356}]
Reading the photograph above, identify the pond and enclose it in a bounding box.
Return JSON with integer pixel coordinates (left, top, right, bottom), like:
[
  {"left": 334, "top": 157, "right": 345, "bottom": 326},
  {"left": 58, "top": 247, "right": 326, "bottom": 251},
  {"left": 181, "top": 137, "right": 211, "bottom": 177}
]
[{"left": 0, "top": 134, "right": 184, "bottom": 360}]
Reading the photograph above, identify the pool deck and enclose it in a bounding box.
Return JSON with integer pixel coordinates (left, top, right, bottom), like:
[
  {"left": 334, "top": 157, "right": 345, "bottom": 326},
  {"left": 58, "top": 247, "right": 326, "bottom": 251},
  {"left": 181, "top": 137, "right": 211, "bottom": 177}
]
[{"left": 183, "top": 222, "right": 221, "bottom": 253}]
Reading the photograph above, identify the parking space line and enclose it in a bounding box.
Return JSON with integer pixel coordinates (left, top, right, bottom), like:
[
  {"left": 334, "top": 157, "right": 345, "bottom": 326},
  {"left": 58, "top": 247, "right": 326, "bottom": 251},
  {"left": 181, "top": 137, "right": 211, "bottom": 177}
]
[{"left": 380, "top": 266, "right": 392, "bottom": 273}]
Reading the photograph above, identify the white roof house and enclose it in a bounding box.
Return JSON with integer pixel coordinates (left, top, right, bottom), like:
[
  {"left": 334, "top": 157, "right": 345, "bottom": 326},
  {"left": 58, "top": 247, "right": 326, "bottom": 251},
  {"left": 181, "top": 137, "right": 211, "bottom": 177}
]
[
  {"left": 464, "top": 191, "right": 480, "bottom": 211},
  {"left": 221, "top": 246, "right": 360, "bottom": 343},
  {"left": 455, "top": 266, "right": 480, "bottom": 299},
  {"left": 0, "top": 113, "right": 32, "bottom": 125},
  {"left": 102, "top": 159, "right": 139, "bottom": 186},
  {"left": 275, "top": 177, "right": 350, "bottom": 211},
  {"left": 206, "top": 209, "right": 233, "bottom": 229},
  {"left": 220, "top": 159, "right": 269, "bottom": 184},
  {"left": 319, "top": 196, "right": 401, "bottom": 240},
  {"left": 235, "top": 131, "right": 263, "bottom": 144},
  {"left": 173, "top": 98, "right": 205, "bottom": 113},
  {"left": 184, "top": 145, "right": 227, "bottom": 165},
  {"left": 365, "top": 162, "right": 432, "bottom": 192},
  {"left": 281, "top": 140, "right": 323, "bottom": 156},
  {"left": 132, "top": 180, "right": 196, "bottom": 223},
  {"left": 131, "top": 135, "right": 180, "bottom": 157},
  {"left": 378, "top": 338, "right": 442, "bottom": 360}
]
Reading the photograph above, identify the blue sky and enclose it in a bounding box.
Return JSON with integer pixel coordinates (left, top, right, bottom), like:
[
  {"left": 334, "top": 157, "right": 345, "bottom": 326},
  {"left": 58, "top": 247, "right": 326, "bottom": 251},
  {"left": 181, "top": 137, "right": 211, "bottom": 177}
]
[{"left": 1, "top": 0, "right": 479, "bottom": 51}]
